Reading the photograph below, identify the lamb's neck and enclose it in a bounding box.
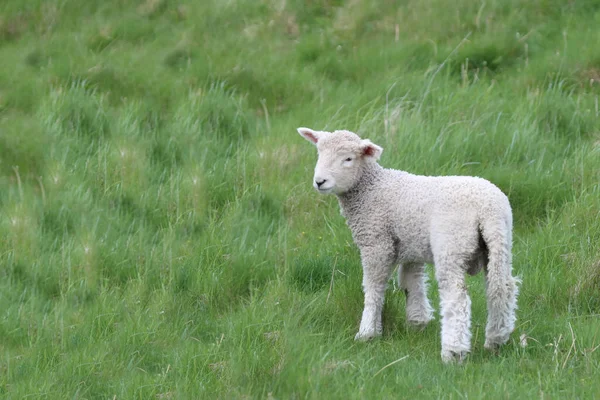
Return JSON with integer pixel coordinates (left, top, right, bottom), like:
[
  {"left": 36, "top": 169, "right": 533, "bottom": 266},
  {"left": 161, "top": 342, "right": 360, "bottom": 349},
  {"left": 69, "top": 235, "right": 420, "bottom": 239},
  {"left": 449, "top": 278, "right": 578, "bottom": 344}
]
[{"left": 337, "top": 163, "right": 384, "bottom": 213}]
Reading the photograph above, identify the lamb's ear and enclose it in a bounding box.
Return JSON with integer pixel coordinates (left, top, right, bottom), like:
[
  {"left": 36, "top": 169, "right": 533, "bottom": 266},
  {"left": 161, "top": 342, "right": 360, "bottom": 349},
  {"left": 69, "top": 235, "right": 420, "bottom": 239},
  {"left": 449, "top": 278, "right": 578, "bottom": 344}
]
[
  {"left": 297, "top": 127, "right": 322, "bottom": 145},
  {"left": 360, "top": 139, "right": 383, "bottom": 161}
]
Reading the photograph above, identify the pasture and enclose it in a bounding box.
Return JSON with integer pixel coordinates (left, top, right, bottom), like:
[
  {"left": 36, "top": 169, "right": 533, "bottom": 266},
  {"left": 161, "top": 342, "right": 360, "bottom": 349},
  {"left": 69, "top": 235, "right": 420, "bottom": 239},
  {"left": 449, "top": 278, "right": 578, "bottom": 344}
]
[{"left": 0, "top": 0, "right": 599, "bottom": 398}]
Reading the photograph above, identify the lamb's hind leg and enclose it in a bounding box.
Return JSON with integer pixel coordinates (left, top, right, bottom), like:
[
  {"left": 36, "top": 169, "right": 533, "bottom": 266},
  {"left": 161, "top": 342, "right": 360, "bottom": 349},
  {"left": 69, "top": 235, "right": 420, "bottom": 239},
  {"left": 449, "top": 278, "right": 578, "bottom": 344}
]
[
  {"left": 435, "top": 255, "right": 472, "bottom": 363},
  {"left": 480, "top": 216, "right": 519, "bottom": 351},
  {"left": 484, "top": 249, "right": 519, "bottom": 350},
  {"left": 398, "top": 263, "right": 434, "bottom": 328},
  {"left": 355, "top": 242, "right": 396, "bottom": 341}
]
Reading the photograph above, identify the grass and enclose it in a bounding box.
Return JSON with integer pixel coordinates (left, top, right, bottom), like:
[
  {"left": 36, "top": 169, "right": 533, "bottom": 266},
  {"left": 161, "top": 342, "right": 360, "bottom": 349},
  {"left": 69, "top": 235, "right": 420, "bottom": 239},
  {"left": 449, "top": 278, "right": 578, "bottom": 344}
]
[{"left": 1, "top": 0, "right": 599, "bottom": 398}]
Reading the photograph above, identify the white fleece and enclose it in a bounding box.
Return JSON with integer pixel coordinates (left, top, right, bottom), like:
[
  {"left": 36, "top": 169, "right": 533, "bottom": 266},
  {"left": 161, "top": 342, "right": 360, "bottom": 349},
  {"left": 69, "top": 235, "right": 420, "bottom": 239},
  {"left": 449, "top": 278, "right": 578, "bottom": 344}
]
[{"left": 298, "top": 127, "right": 520, "bottom": 363}]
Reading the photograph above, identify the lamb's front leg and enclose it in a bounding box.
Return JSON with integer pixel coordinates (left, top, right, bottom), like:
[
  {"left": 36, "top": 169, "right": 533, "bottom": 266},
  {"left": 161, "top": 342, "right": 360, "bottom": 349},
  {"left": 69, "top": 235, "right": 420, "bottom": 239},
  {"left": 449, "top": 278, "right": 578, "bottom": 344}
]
[
  {"left": 355, "top": 244, "right": 395, "bottom": 341},
  {"left": 399, "top": 263, "right": 434, "bottom": 328}
]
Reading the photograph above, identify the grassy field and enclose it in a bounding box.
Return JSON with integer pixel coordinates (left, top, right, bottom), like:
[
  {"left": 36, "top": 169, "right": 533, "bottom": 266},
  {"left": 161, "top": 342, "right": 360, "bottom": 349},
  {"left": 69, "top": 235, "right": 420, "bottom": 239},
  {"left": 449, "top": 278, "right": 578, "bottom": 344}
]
[{"left": 1, "top": 0, "right": 600, "bottom": 398}]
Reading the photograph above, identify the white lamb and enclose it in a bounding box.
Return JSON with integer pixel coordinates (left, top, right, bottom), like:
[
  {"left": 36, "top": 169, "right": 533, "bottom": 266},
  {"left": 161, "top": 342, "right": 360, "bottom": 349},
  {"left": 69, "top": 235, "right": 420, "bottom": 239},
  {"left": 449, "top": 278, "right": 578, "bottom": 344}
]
[{"left": 297, "top": 127, "right": 519, "bottom": 363}]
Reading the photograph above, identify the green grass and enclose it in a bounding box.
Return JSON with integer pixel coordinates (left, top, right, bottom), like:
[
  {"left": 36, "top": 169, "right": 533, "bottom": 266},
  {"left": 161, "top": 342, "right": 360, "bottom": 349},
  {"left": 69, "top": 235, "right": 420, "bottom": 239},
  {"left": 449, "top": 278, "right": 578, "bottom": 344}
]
[{"left": 1, "top": 0, "right": 600, "bottom": 398}]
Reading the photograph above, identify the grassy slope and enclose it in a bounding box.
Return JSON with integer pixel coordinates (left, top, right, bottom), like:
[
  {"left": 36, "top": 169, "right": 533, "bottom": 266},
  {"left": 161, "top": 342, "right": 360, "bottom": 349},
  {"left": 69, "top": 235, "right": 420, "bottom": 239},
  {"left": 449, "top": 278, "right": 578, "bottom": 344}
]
[{"left": 1, "top": 0, "right": 599, "bottom": 398}]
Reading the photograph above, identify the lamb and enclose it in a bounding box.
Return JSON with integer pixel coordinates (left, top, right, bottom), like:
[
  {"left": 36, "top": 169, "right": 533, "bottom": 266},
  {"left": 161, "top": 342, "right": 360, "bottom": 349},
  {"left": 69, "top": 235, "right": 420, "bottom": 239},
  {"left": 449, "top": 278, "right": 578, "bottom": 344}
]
[{"left": 297, "top": 127, "right": 520, "bottom": 363}]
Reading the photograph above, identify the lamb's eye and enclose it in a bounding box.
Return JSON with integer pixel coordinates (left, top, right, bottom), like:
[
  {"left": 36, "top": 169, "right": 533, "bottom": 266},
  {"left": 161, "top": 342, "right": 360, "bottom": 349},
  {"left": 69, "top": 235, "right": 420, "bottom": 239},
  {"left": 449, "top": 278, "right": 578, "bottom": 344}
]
[{"left": 344, "top": 157, "right": 353, "bottom": 162}]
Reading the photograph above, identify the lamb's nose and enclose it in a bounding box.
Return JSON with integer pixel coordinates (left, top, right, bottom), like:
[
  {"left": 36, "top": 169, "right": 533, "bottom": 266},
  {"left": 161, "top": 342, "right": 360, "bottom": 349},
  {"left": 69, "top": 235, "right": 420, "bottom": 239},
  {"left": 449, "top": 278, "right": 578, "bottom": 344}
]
[{"left": 315, "top": 179, "right": 327, "bottom": 188}]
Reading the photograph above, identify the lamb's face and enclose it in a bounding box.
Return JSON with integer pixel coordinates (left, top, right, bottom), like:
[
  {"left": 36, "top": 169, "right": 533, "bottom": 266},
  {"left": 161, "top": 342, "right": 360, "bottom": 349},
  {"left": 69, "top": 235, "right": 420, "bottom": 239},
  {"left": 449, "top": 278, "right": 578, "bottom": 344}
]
[{"left": 297, "top": 127, "right": 383, "bottom": 195}]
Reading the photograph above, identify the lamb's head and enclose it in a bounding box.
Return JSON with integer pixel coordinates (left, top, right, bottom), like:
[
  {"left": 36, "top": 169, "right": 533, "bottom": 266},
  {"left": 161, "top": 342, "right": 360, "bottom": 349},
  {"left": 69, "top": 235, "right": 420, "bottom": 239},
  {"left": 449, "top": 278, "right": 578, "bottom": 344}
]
[{"left": 297, "top": 127, "right": 383, "bottom": 195}]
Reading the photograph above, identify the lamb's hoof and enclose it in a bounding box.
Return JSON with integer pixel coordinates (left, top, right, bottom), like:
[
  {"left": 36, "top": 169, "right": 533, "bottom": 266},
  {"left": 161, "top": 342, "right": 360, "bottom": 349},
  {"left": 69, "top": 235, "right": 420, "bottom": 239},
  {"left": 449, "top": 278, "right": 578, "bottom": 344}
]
[
  {"left": 441, "top": 349, "right": 469, "bottom": 364},
  {"left": 484, "top": 334, "right": 509, "bottom": 351},
  {"left": 407, "top": 317, "right": 433, "bottom": 331},
  {"left": 354, "top": 330, "right": 381, "bottom": 342},
  {"left": 484, "top": 341, "right": 505, "bottom": 352}
]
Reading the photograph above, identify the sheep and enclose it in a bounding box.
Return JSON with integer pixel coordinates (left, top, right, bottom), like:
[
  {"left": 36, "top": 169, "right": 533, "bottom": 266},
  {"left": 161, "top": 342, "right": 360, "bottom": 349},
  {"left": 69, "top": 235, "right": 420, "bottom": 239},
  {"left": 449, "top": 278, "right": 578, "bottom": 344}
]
[{"left": 297, "top": 127, "right": 519, "bottom": 363}]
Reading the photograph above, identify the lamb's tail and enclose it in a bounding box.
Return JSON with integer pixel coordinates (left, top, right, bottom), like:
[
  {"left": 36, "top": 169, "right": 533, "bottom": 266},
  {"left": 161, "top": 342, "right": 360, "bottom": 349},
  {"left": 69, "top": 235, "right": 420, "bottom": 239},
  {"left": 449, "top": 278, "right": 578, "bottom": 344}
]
[{"left": 479, "top": 203, "right": 520, "bottom": 349}]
